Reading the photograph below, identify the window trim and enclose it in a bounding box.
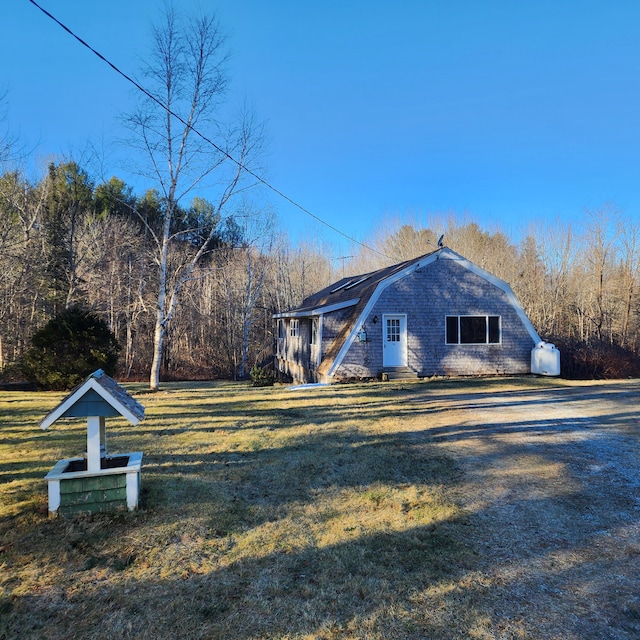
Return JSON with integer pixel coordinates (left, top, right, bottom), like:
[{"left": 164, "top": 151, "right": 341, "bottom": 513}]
[
  {"left": 290, "top": 318, "right": 300, "bottom": 338},
  {"left": 445, "top": 315, "right": 501, "bottom": 345}
]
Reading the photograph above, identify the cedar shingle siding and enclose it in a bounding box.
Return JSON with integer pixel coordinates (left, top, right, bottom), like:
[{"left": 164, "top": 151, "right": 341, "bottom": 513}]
[
  {"left": 336, "top": 259, "right": 532, "bottom": 379},
  {"left": 275, "top": 248, "right": 541, "bottom": 384}
]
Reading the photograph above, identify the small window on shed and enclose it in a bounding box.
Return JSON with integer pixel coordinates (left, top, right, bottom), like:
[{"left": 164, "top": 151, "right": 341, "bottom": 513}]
[
  {"left": 310, "top": 317, "right": 319, "bottom": 345},
  {"left": 290, "top": 319, "right": 299, "bottom": 337},
  {"left": 278, "top": 319, "right": 285, "bottom": 340},
  {"left": 330, "top": 280, "right": 353, "bottom": 294},
  {"left": 344, "top": 276, "right": 370, "bottom": 290}
]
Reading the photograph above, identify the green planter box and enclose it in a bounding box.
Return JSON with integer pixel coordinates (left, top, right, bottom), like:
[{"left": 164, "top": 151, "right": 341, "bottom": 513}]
[{"left": 45, "top": 452, "right": 142, "bottom": 517}]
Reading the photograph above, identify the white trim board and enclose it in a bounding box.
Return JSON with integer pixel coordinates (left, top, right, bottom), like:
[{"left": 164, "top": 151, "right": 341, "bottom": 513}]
[{"left": 273, "top": 298, "right": 359, "bottom": 319}]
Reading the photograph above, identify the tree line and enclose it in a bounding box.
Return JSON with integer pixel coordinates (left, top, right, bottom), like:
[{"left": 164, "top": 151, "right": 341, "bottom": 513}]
[
  {"left": 0, "top": 161, "right": 334, "bottom": 383},
  {"left": 2, "top": 170, "right": 639, "bottom": 382}
]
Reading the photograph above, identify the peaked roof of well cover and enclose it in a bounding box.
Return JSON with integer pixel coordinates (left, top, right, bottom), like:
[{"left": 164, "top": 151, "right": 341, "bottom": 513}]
[{"left": 40, "top": 369, "right": 145, "bottom": 430}]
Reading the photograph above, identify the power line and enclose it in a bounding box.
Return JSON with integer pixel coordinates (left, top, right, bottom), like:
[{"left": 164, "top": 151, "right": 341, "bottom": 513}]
[{"left": 27, "top": 0, "right": 392, "bottom": 261}]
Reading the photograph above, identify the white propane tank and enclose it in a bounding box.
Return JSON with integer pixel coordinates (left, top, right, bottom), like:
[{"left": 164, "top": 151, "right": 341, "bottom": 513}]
[{"left": 531, "top": 342, "right": 560, "bottom": 376}]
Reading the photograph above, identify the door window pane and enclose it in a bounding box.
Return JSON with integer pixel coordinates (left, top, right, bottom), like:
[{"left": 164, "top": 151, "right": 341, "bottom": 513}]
[{"left": 387, "top": 318, "right": 400, "bottom": 342}]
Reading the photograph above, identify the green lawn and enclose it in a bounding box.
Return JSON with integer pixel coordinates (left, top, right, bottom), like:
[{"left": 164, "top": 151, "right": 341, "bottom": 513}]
[{"left": 0, "top": 378, "right": 545, "bottom": 639}]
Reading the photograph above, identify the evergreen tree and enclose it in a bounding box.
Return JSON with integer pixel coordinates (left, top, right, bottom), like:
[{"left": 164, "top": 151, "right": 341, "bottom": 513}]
[{"left": 23, "top": 307, "right": 120, "bottom": 390}]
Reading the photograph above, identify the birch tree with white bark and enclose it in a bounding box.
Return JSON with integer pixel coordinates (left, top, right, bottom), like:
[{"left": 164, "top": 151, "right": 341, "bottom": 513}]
[{"left": 124, "top": 6, "right": 263, "bottom": 390}]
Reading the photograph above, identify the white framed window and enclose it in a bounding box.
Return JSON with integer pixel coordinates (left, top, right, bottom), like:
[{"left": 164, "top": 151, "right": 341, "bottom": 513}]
[
  {"left": 277, "top": 319, "right": 285, "bottom": 340},
  {"left": 310, "top": 317, "right": 319, "bottom": 345},
  {"left": 290, "top": 319, "right": 299, "bottom": 337},
  {"left": 446, "top": 315, "right": 501, "bottom": 344}
]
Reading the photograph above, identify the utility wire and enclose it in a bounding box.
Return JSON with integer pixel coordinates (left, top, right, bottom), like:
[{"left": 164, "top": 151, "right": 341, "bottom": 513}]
[{"left": 27, "top": 0, "right": 392, "bottom": 261}]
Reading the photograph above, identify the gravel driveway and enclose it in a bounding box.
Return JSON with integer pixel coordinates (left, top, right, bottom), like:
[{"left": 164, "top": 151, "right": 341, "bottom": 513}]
[{"left": 429, "top": 380, "right": 640, "bottom": 640}]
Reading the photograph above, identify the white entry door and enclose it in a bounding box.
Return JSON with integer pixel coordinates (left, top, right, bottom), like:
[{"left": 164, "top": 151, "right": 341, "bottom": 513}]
[{"left": 383, "top": 314, "right": 407, "bottom": 367}]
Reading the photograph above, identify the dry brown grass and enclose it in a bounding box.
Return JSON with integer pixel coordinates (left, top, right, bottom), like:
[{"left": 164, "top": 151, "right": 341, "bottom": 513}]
[{"left": 2, "top": 377, "right": 640, "bottom": 639}]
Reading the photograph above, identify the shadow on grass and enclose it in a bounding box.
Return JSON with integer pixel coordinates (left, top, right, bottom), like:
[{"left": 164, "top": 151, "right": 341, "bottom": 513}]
[
  {"left": 125, "top": 378, "right": 640, "bottom": 439},
  {"left": 141, "top": 429, "right": 455, "bottom": 520},
  {"left": 2, "top": 515, "right": 479, "bottom": 640}
]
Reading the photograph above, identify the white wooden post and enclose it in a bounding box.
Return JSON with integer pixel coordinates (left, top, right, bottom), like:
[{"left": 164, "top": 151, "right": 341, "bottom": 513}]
[
  {"left": 86, "top": 416, "right": 102, "bottom": 472},
  {"left": 99, "top": 415, "right": 107, "bottom": 458},
  {"left": 126, "top": 471, "right": 138, "bottom": 510},
  {"left": 48, "top": 478, "right": 61, "bottom": 514}
]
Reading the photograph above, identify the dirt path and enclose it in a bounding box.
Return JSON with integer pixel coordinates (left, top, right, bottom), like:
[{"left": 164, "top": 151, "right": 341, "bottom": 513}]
[{"left": 433, "top": 380, "right": 640, "bottom": 639}]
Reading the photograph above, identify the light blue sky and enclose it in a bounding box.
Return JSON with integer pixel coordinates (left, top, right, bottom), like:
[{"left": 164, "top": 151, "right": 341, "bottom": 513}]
[{"left": 2, "top": 1, "right": 639, "bottom": 253}]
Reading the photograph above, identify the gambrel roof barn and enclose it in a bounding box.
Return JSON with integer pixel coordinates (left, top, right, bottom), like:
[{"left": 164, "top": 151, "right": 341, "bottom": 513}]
[{"left": 275, "top": 247, "right": 559, "bottom": 384}]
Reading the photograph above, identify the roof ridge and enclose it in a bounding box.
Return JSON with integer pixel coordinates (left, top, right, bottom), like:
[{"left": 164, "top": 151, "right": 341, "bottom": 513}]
[{"left": 278, "top": 249, "right": 444, "bottom": 318}]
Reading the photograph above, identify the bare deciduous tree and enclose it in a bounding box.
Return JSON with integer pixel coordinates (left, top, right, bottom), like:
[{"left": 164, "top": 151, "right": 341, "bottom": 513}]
[
  {"left": 125, "top": 6, "right": 263, "bottom": 390},
  {"left": 617, "top": 218, "right": 640, "bottom": 348},
  {"left": 582, "top": 205, "right": 619, "bottom": 343}
]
